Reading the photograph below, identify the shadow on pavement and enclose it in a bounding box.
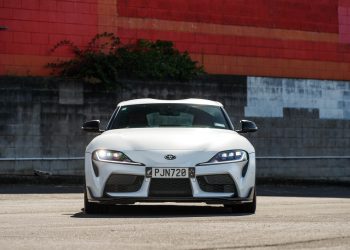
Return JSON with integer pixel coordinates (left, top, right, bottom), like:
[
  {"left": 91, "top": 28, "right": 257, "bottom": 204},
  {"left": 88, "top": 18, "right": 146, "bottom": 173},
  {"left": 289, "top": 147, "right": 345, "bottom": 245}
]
[{"left": 69, "top": 204, "right": 251, "bottom": 218}]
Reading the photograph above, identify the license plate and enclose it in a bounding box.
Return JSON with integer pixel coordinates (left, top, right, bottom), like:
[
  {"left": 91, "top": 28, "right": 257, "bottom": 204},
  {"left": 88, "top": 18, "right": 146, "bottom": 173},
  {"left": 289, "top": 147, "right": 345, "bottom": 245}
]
[{"left": 146, "top": 167, "right": 195, "bottom": 178}]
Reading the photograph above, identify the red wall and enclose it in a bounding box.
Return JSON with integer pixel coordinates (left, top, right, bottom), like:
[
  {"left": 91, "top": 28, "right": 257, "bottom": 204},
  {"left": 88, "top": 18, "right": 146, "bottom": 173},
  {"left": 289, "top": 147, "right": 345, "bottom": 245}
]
[
  {"left": 118, "top": 0, "right": 338, "bottom": 33},
  {"left": 1, "top": 0, "right": 350, "bottom": 80},
  {"left": 0, "top": 0, "right": 98, "bottom": 75}
]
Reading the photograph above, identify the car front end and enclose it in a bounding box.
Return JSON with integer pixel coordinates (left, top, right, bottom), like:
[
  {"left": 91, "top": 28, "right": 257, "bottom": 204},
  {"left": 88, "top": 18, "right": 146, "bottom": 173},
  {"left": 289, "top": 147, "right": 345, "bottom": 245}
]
[
  {"left": 85, "top": 129, "right": 256, "bottom": 208},
  {"left": 83, "top": 99, "right": 257, "bottom": 213}
]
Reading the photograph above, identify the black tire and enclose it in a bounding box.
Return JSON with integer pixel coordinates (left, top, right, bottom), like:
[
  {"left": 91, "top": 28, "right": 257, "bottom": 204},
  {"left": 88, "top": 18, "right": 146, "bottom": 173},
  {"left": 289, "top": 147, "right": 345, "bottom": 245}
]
[
  {"left": 225, "top": 190, "right": 256, "bottom": 214},
  {"left": 84, "top": 187, "right": 103, "bottom": 214}
]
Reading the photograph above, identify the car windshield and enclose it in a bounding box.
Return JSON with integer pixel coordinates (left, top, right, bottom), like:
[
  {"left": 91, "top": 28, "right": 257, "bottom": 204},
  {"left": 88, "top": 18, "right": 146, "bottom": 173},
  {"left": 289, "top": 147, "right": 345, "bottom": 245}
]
[{"left": 109, "top": 104, "right": 230, "bottom": 130}]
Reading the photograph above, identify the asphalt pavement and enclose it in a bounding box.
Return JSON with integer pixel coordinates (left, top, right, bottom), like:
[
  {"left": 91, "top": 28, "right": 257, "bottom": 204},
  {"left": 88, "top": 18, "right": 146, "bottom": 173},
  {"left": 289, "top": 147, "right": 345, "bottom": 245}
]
[{"left": 0, "top": 184, "right": 349, "bottom": 250}]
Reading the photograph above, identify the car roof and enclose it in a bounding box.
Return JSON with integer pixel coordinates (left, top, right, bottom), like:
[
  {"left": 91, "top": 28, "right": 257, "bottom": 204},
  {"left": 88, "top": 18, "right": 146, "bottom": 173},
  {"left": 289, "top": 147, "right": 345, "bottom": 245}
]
[{"left": 117, "top": 98, "right": 223, "bottom": 107}]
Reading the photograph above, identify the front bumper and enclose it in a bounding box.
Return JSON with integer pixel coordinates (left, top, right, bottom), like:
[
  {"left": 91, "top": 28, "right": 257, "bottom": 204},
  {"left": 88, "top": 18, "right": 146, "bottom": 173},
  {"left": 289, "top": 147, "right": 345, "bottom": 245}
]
[
  {"left": 85, "top": 152, "right": 256, "bottom": 204},
  {"left": 86, "top": 186, "right": 255, "bottom": 205}
]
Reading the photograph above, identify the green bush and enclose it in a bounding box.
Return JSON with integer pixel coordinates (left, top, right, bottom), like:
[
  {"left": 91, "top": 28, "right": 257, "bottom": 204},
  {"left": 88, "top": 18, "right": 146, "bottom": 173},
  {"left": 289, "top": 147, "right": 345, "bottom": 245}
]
[{"left": 48, "top": 32, "right": 205, "bottom": 88}]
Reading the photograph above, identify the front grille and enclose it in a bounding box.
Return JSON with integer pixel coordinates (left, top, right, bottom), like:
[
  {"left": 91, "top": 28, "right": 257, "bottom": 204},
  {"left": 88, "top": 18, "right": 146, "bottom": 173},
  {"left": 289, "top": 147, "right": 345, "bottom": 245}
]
[
  {"left": 149, "top": 178, "right": 192, "bottom": 197},
  {"left": 197, "top": 174, "right": 236, "bottom": 193},
  {"left": 104, "top": 174, "right": 144, "bottom": 193}
]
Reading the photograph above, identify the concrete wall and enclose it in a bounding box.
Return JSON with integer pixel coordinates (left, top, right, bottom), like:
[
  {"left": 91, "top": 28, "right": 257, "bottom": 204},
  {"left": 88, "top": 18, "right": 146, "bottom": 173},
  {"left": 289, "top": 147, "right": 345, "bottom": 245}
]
[
  {"left": 0, "top": 76, "right": 349, "bottom": 182},
  {"left": 245, "top": 77, "right": 350, "bottom": 120}
]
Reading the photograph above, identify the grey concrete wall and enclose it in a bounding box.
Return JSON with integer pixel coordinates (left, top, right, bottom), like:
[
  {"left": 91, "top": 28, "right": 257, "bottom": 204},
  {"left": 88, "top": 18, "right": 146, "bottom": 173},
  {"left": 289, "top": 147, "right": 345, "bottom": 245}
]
[
  {"left": 245, "top": 77, "right": 350, "bottom": 119},
  {"left": 0, "top": 76, "right": 349, "bottom": 182}
]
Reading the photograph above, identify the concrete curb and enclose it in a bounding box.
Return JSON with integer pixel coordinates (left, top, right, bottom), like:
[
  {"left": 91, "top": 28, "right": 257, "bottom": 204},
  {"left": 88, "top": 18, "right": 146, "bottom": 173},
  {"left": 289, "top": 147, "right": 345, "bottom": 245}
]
[
  {"left": 0, "top": 174, "right": 84, "bottom": 185},
  {"left": 257, "top": 177, "right": 350, "bottom": 187}
]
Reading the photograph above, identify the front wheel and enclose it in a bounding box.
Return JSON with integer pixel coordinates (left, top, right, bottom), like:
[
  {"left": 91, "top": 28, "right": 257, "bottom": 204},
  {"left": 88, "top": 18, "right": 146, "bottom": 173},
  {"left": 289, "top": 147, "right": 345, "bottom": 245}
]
[
  {"left": 84, "top": 187, "right": 104, "bottom": 214},
  {"left": 225, "top": 190, "right": 256, "bottom": 214}
]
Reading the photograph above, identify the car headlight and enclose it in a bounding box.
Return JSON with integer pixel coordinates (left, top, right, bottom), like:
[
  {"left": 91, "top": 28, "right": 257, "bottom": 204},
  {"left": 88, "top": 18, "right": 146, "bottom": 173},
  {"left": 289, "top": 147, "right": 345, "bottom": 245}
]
[
  {"left": 92, "top": 149, "right": 143, "bottom": 165},
  {"left": 197, "top": 150, "right": 248, "bottom": 165}
]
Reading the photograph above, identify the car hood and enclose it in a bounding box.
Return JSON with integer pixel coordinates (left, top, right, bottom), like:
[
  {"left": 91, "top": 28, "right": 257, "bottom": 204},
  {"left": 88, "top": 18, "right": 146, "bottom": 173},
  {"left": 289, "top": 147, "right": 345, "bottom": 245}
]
[{"left": 86, "top": 128, "right": 254, "bottom": 153}]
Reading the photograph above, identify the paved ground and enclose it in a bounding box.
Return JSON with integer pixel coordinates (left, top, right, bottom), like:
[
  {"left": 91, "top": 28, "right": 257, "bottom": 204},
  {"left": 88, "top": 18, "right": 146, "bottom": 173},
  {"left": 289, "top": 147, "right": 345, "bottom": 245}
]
[{"left": 0, "top": 184, "right": 349, "bottom": 250}]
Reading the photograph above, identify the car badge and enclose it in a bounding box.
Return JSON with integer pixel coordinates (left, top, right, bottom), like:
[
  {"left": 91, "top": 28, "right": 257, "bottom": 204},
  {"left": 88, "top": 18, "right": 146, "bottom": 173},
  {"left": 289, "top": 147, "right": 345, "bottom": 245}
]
[
  {"left": 146, "top": 168, "right": 152, "bottom": 177},
  {"left": 164, "top": 154, "right": 176, "bottom": 160}
]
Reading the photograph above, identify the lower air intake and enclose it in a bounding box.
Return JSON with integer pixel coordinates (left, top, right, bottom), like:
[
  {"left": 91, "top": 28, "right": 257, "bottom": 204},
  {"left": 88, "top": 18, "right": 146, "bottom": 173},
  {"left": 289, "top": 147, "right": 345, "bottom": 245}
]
[
  {"left": 104, "top": 174, "right": 144, "bottom": 193},
  {"left": 197, "top": 174, "right": 236, "bottom": 193},
  {"left": 149, "top": 178, "right": 192, "bottom": 197}
]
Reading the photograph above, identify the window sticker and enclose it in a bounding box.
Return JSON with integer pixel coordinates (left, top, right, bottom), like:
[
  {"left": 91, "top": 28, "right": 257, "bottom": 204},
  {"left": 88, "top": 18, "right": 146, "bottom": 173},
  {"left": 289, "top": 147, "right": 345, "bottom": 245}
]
[{"left": 214, "top": 122, "right": 225, "bottom": 128}]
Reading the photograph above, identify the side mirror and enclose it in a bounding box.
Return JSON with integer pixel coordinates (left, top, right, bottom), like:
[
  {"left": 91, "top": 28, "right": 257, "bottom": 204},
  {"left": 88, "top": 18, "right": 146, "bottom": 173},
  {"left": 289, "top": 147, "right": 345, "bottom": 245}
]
[
  {"left": 82, "top": 120, "right": 104, "bottom": 133},
  {"left": 236, "top": 120, "right": 258, "bottom": 133}
]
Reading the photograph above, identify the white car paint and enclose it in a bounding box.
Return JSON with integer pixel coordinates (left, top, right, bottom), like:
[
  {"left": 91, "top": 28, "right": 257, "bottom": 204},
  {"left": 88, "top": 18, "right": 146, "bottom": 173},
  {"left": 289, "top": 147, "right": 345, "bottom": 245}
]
[
  {"left": 84, "top": 98, "right": 256, "bottom": 212},
  {"left": 86, "top": 128, "right": 255, "bottom": 152}
]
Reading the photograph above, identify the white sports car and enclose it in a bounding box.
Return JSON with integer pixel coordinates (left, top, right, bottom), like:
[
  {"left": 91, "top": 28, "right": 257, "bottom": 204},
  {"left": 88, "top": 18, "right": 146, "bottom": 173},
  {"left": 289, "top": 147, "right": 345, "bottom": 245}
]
[{"left": 82, "top": 99, "right": 258, "bottom": 214}]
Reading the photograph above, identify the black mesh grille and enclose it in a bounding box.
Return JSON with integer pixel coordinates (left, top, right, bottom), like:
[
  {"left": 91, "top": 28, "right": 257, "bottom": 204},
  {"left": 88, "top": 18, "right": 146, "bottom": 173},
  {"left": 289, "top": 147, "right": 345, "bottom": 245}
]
[
  {"left": 149, "top": 178, "right": 192, "bottom": 197},
  {"left": 104, "top": 174, "right": 144, "bottom": 193},
  {"left": 197, "top": 174, "right": 236, "bottom": 193}
]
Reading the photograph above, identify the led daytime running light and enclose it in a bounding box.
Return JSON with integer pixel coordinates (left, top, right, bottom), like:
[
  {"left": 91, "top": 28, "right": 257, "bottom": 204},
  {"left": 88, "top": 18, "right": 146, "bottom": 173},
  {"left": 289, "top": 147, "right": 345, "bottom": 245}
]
[
  {"left": 92, "top": 149, "right": 143, "bottom": 165},
  {"left": 198, "top": 150, "right": 248, "bottom": 165}
]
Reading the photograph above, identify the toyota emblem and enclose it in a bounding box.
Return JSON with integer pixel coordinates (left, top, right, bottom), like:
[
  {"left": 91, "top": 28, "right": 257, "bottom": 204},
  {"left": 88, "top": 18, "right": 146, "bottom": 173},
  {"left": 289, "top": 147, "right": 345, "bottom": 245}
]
[{"left": 164, "top": 154, "right": 176, "bottom": 160}]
